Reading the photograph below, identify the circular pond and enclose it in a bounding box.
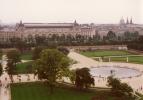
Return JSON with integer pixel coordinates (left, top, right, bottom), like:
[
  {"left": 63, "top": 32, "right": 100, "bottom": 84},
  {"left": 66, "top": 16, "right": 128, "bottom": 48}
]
[{"left": 90, "top": 66, "right": 142, "bottom": 79}]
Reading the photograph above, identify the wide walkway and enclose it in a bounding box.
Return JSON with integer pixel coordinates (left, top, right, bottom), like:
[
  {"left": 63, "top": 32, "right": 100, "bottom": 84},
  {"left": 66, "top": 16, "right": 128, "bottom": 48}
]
[{"left": 0, "top": 55, "right": 11, "bottom": 100}]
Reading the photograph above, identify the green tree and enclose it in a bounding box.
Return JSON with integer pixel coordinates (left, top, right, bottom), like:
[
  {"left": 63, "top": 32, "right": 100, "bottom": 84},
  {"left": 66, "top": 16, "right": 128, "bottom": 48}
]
[
  {"left": 107, "top": 76, "right": 133, "bottom": 97},
  {"left": 75, "top": 68, "right": 94, "bottom": 89},
  {"left": 107, "top": 31, "right": 117, "bottom": 41},
  {"left": 6, "top": 60, "right": 16, "bottom": 82},
  {"left": 0, "top": 63, "right": 3, "bottom": 76},
  {"left": 58, "top": 47, "right": 69, "bottom": 55},
  {"left": 35, "top": 34, "right": 46, "bottom": 45},
  {"left": 69, "top": 70, "right": 76, "bottom": 84},
  {"left": 7, "top": 50, "right": 21, "bottom": 67},
  {"left": 32, "top": 46, "right": 46, "bottom": 60},
  {"left": 34, "top": 49, "right": 70, "bottom": 93},
  {"left": 6, "top": 50, "right": 21, "bottom": 82}
]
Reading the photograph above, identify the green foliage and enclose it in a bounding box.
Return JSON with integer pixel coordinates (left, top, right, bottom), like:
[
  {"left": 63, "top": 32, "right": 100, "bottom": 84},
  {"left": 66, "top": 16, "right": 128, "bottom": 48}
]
[
  {"left": 7, "top": 50, "right": 21, "bottom": 65},
  {"left": 69, "top": 70, "right": 76, "bottom": 84},
  {"left": 107, "top": 76, "right": 133, "bottom": 98},
  {"left": 123, "top": 31, "right": 139, "bottom": 41},
  {"left": 6, "top": 60, "right": 16, "bottom": 82},
  {"left": 75, "top": 68, "right": 94, "bottom": 89},
  {"left": 58, "top": 47, "right": 69, "bottom": 55},
  {"left": 34, "top": 49, "right": 70, "bottom": 93},
  {"left": 6, "top": 60, "right": 16, "bottom": 75},
  {"left": 6, "top": 50, "right": 21, "bottom": 82},
  {"left": 106, "top": 31, "right": 117, "bottom": 41},
  {"left": 0, "top": 63, "right": 3, "bottom": 76},
  {"left": 32, "top": 46, "right": 46, "bottom": 60}
]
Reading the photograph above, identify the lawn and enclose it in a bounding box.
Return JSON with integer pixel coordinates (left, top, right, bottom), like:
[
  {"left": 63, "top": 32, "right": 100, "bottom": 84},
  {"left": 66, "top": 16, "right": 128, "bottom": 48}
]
[
  {"left": 80, "top": 50, "right": 143, "bottom": 64},
  {"left": 129, "top": 56, "right": 143, "bottom": 64},
  {"left": 16, "top": 61, "right": 34, "bottom": 74},
  {"left": 80, "top": 50, "right": 133, "bottom": 57},
  {"left": 21, "top": 53, "right": 32, "bottom": 60},
  {"left": 11, "top": 82, "right": 134, "bottom": 100},
  {"left": 103, "top": 56, "right": 143, "bottom": 64}
]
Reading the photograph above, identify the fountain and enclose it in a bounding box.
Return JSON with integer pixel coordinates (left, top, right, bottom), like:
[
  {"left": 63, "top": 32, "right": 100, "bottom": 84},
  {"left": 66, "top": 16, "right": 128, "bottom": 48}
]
[{"left": 90, "top": 66, "right": 142, "bottom": 79}]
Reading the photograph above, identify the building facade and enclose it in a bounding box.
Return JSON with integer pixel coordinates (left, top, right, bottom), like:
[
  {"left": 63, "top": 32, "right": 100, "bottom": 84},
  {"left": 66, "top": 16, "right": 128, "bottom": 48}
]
[{"left": 0, "top": 18, "right": 143, "bottom": 42}]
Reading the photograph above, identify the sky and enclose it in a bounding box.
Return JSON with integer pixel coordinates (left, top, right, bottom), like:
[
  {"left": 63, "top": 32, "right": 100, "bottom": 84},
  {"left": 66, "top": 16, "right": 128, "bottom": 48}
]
[{"left": 0, "top": 0, "right": 142, "bottom": 24}]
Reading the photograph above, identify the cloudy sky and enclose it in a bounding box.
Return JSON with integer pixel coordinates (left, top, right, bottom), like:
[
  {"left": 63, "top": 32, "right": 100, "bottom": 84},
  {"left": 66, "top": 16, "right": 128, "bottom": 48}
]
[{"left": 0, "top": 0, "right": 142, "bottom": 24}]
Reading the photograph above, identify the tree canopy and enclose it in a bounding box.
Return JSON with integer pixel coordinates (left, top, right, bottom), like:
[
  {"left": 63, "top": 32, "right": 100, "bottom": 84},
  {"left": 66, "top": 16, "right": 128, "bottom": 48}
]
[
  {"left": 34, "top": 49, "right": 70, "bottom": 93},
  {"left": 75, "top": 68, "right": 94, "bottom": 89},
  {"left": 107, "top": 76, "right": 133, "bottom": 97},
  {"left": 6, "top": 50, "right": 21, "bottom": 82},
  {"left": 0, "top": 63, "right": 3, "bottom": 76},
  {"left": 7, "top": 50, "right": 21, "bottom": 65}
]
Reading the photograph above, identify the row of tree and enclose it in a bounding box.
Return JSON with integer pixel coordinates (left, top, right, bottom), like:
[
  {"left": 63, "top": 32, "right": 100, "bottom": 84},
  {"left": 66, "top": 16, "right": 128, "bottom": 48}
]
[{"left": 0, "top": 31, "right": 141, "bottom": 49}]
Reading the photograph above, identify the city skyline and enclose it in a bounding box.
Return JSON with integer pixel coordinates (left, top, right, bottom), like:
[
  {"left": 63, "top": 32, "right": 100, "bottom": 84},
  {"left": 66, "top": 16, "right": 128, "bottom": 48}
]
[{"left": 0, "top": 0, "right": 142, "bottom": 24}]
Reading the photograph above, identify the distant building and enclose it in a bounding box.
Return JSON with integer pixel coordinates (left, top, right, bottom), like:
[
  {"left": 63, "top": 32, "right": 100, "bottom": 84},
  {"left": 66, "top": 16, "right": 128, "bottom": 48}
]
[
  {"left": 15, "top": 20, "right": 96, "bottom": 39},
  {"left": 0, "top": 18, "right": 143, "bottom": 42}
]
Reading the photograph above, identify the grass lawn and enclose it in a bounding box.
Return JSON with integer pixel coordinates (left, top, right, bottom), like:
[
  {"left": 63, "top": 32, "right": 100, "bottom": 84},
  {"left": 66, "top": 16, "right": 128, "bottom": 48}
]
[
  {"left": 80, "top": 50, "right": 143, "bottom": 64},
  {"left": 21, "top": 53, "right": 32, "bottom": 60},
  {"left": 110, "top": 57, "right": 127, "bottom": 62},
  {"left": 16, "top": 61, "right": 34, "bottom": 74},
  {"left": 11, "top": 82, "right": 134, "bottom": 100},
  {"left": 129, "top": 56, "right": 143, "bottom": 64},
  {"left": 80, "top": 50, "right": 133, "bottom": 57}
]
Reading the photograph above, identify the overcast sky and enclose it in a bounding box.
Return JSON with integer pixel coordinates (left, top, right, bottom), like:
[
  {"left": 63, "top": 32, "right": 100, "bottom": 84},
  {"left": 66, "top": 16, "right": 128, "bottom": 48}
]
[{"left": 0, "top": 0, "right": 142, "bottom": 24}]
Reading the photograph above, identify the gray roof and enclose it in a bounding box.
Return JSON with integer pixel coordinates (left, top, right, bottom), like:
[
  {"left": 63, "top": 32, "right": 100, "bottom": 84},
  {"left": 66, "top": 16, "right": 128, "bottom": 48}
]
[{"left": 23, "top": 23, "right": 75, "bottom": 28}]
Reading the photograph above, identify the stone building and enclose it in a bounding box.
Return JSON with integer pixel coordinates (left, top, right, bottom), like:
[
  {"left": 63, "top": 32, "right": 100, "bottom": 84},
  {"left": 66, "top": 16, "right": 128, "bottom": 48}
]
[
  {"left": 15, "top": 20, "right": 95, "bottom": 39},
  {"left": 0, "top": 18, "right": 143, "bottom": 42}
]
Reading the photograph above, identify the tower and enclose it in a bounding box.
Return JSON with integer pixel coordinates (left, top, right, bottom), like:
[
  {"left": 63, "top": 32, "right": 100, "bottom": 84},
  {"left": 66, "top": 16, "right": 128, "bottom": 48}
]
[
  {"left": 126, "top": 17, "right": 129, "bottom": 24},
  {"left": 74, "top": 20, "right": 79, "bottom": 26},
  {"left": 130, "top": 18, "right": 133, "bottom": 24}
]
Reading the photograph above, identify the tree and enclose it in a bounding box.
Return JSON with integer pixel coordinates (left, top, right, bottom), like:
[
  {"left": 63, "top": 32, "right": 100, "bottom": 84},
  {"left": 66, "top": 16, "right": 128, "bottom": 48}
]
[
  {"left": 107, "top": 76, "right": 121, "bottom": 95},
  {"left": 35, "top": 34, "right": 46, "bottom": 45},
  {"left": 0, "top": 63, "right": 3, "bottom": 76},
  {"left": 6, "top": 50, "right": 21, "bottom": 82},
  {"left": 58, "top": 47, "right": 69, "bottom": 55},
  {"left": 75, "top": 68, "right": 94, "bottom": 89},
  {"left": 107, "top": 76, "right": 133, "bottom": 97},
  {"left": 32, "top": 46, "right": 46, "bottom": 60},
  {"left": 93, "top": 31, "right": 101, "bottom": 43},
  {"left": 138, "top": 35, "right": 143, "bottom": 43},
  {"left": 7, "top": 50, "right": 21, "bottom": 67},
  {"left": 106, "top": 31, "right": 117, "bottom": 41},
  {"left": 6, "top": 60, "right": 16, "bottom": 82},
  {"left": 34, "top": 49, "right": 70, "bottom": 93},
  {"left": 69, "top": 70, "right": 76, "bottom": 84},
  {"left": 15, "top": 39, "right": 27, "bottom": 53}
]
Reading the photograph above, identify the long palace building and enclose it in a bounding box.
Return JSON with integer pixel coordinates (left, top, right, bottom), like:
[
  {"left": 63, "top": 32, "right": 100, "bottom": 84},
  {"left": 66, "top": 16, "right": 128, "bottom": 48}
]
[{"left": 0, "top": 18, "right": 143, "bottom": 42}]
